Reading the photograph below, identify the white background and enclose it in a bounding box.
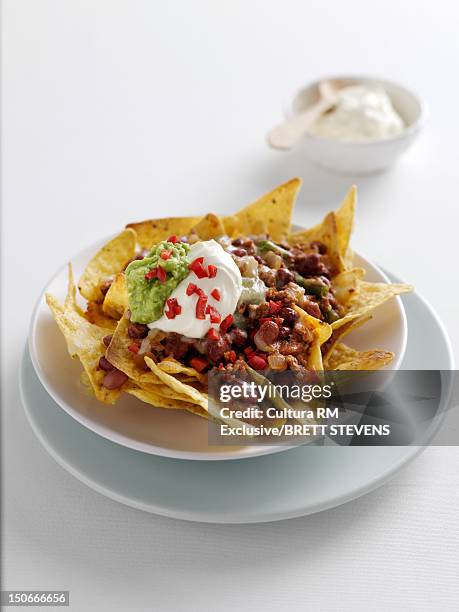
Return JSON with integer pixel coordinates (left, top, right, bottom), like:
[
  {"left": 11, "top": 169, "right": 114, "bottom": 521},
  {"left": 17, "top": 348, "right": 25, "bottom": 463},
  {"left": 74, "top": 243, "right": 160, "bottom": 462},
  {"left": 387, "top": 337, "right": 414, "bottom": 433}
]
[{"left": 2, "top": 1, "right": 459, "bottom": 610}]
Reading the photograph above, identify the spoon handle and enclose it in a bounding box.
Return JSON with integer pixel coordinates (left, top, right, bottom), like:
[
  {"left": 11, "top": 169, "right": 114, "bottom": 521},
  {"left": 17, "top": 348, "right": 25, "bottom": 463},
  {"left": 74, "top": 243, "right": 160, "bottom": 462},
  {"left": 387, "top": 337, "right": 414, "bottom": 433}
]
[{"left": 267, "top": 98, "right": 334, "bottom": 150}]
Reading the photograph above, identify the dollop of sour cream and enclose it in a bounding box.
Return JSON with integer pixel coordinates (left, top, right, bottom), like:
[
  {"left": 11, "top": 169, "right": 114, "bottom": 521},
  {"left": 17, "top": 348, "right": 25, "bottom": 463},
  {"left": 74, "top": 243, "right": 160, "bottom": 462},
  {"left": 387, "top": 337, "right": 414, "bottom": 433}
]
[
  {"left": 148, "top": 240, "right": 242, "bottom": 338},
  {"left": 310, "top": 85, "right": 405, "bottom": 142}
]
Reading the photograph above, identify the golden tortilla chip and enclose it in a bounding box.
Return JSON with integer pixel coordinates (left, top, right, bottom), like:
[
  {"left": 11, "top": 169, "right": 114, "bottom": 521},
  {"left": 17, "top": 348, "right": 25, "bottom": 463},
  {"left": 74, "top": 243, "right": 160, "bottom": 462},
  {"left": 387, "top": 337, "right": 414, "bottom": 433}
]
[
  {"left": 322, "top": 314, "right": 372, "bottom": 365},
  {"left": 335, "top": 185, "right": 356, "bottom": 266},
  {"left": 289, "top": 211, "right": 345, "bottom": 273},
  {"left": 224, "top": 178, "right": 301, "bottom": 241},
  {"left": 45, "top": 292, "right": 122, "bottom": 404},
  {"left": 126, "top": 216, "right": 201, "bottom": 249},
  {"left": 102, "top": 273, "right": 128, "bottom": 319},
  {"left": 157, "top": 358, "right": 207, "bottom": 385},
  {"left": 190, "top": 213, "right": 225, "bottom": 240},
  {"left": 144, "top": 356, "right": 209, "bottom": 411},
  {"left": 294, "top": 306, "right": 332, "bottom": 370},
  {"left": 125, "top": 382, "right": 200, "bottom": 411},
  {"left": 64, "top": 263, "right": 85, "bottom": 316},
  {"left": 326, "top": 343, "right": 394, "bottom": 370},
  {"left": 332, "top": 281, "right": 413, "bottom": 330},
  {"left": 332, "top": 267, "right": 366, "bottom": 306},
  {"left": 106, "top": 313, "right": 163, "bottom": 386},
  {"left": 78, "top": 229, "right": 136, "bottom": 302}
]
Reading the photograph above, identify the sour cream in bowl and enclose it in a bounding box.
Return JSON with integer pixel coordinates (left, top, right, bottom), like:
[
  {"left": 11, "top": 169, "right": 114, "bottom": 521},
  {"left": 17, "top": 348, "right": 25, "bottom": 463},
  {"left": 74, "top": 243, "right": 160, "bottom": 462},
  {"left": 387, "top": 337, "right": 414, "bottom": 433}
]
[{"left": 284, "top": 76, "right": 426, "bottom": 174}]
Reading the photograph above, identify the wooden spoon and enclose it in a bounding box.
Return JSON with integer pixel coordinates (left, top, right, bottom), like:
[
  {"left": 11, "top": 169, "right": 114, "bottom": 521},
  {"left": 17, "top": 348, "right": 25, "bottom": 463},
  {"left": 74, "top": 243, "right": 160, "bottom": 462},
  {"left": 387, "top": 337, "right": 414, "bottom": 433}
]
[{"left": 267, "top": 80, "right": 340, "bottom": 150}]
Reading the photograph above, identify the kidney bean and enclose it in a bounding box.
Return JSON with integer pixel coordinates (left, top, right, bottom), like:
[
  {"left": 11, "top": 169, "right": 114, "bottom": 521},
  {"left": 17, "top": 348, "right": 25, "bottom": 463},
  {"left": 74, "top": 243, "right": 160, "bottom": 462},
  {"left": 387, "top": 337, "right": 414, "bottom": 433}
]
[
  {"left": 278, "top": 325, "right": 291, "bottom": 339},
  {"left": 103, "top": 335, "right": 113, "bottom": 347},
  {"left": 278, "top": 307, "right": 298, "bottom": 326},
  {"left": 254, "top": 320, "right": 279, "bottom": 352},
  {"left": 232, "top": 248, "right": 248, "bottom": 257},
  {"left": 128, "top": 323, "right": 149, "bottom": 339},
  {"left": 103, "top": 368, "right": 128, "bottom": 389},
  {"left": 232, "top": 238, "right": 244, "bottom": 247},
  {"left": 99, "top": 356, "right": 115, "bottom": 371},
  {"left": 259, "top": 320, "right": 279, "bottom": 344},
  {"left": 275, "top": 267, "right": 295, "bottom": 288}
]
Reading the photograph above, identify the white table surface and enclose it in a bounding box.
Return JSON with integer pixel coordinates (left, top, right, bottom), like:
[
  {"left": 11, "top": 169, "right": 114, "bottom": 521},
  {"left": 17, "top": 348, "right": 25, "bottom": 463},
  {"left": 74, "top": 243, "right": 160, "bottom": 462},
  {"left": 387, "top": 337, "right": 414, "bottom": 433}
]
[{"left": 3, "top": 1, "right": 459, "bottom": 610}]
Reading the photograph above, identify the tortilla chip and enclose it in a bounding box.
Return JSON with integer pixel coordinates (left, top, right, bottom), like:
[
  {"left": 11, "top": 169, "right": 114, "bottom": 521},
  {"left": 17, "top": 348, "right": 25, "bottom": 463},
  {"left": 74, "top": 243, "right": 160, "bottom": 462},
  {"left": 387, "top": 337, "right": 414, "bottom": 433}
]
[
  {"left": 322, "top": 314, "right": 372, "bottom": 365},
  {"left": 326, "top": 343, "right": 394, "bottom": 370},
  {"left": 102, "top": 273, "right": 128, "bottom": 319},
  {"left": 332, "top": 281, "right": 413, "bottom": 330},
  {"left": 294, "top": 306, "right": 332, "bottom": 370},
  {"left": 126, "top": 216, "right": 201, "bottom": 249},
  {"left": 106, "top": 313, "right": 163, "bottom": 386},
  {"left": 45, "top": 292, "right": 122, "bottom": 404},
  {"left": 332, "top": 267, "right": 366, "bottom": 306},
  {"left": 289, "top": 212, "right": 344, "bottom": 273},
  {"left": 144, "top": 356, "right": 209, "bottom": 411},
  {"left": 78, "top": 229, "right": 136, "bottom": 302},
  {"left": 84, "top": 301, "right": 118, "bottom": 330},
  {"left": 335, "top": 185, "right": 356, "bottom": 266},
  {"left": 225, "top": 178, "right": 301, "bottom": 241},
  {"left": 157, "top": 358, "right": 207, "bottom": 385},
  {"left": 190, "top": 213, "right": 225, "bottom": 240},
  {"left": 125, "top": 382, "right": 200, "bottom": 411}
]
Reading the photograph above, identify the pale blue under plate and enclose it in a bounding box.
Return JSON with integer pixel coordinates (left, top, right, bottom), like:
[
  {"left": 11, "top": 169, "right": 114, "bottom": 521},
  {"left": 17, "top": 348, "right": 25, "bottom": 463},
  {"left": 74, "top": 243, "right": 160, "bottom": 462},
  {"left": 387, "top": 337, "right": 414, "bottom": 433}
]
[{"left": 20, "top": 275, "right": 454, "bottom": 523}]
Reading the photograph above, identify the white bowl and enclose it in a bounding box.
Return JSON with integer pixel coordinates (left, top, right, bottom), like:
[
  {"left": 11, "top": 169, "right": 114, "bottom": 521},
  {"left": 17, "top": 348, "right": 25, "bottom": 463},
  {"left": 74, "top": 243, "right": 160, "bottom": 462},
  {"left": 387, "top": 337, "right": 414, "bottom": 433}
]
[
  {"left": 285, "top": 76, "right": 427, "bottom": 174},
  {"left": 28, "top": 234, "right": 407, "bottom": 461}
]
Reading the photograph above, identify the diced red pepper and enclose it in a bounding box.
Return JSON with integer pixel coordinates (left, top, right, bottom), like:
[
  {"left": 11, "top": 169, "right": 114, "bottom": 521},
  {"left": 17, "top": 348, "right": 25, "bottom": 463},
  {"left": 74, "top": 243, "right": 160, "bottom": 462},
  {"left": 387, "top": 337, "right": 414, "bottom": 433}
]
[
  {"left": 205, "top": 305, "right": 221, "bottom": 324},
  {"left": 207, "top": 327, "right": 220, "bottom": 341},
  {"left": 160, "top": 249, "right": 172, "bottom": 260},
  {"left": 186, "top": 282, "right": 197, "bottom": 296},
  {"left": 248, "top": 354, "right": 267, "bottom": 370},
  {"left": 167, "top": 235, "right": 178, "bottom": 243},
  {"left": 268, "top": 300, "right": 281, "bottom": 313},
  {"left": 165, "top": 297, "right": 180, "bottom": 319},
  {"left": 189, "top": 356, "right": 209, "bottom": 373},
  {"left": 210, "top": 288, "right": 221, "bottom": 301},
  {"left": 128, "top": 342, "right": 140, "bottom": 353},
  {"left": 189, "top": 257, "right": 208, "bottom": 279},
  {"left": 220, "top": 314, "right": 234, "bottom": 333},
  {"left": 244, "top": 346, "right": 254, "bottom": 356},
  {"left": 195, "top": 287, "right": 206, "bottom": 297},
  {"left": 156, "top": 266, "right": 167, "bottom": 282},
  {"left": 226, "top": 350, "right": 236, "bottom": 363},
  {"left": 195, "top": 295, "right": 207, "bottom": 319},
  {"left": 145, "top": 268, "right": 157, "bottom": 280},
  {"left": 208, "top": 264, "right": 217, "bottom": 278}
]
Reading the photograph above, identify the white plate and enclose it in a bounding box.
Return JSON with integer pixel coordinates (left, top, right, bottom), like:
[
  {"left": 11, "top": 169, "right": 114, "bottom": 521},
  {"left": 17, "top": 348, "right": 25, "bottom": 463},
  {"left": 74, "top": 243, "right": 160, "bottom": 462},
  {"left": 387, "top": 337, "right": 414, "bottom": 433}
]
[
  {"left": 20, "top": 279, "right": 453, "bottom": 523},
  {"left": 29, "top": 237, "right": 407, "bottom": 460}
]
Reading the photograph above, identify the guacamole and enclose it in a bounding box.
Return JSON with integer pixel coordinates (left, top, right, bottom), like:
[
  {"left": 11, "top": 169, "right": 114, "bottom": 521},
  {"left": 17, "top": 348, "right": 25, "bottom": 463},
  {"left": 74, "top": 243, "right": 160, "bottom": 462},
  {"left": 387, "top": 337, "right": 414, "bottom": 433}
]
[{"left": 125, "top": 240, "right": 190, "bottom": 324}]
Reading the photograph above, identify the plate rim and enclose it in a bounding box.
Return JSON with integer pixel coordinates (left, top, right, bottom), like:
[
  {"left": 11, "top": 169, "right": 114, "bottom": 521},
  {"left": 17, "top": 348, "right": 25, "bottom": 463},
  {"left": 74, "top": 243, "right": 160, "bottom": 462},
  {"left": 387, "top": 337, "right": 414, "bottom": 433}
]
[{"left": 20, "top": 281, "right": 455, "bottom": 523}]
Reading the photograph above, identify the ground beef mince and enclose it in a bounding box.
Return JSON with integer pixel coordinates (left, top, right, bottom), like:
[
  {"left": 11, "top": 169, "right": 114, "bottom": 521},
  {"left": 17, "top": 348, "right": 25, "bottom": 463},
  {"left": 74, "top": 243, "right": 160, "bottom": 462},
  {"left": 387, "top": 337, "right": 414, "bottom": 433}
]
[
  {"left": 163, "top": 333, "right": 190, "bottom": 360},
  {"left": 295, "top": 252, "right": 330, "bottom": 278}
]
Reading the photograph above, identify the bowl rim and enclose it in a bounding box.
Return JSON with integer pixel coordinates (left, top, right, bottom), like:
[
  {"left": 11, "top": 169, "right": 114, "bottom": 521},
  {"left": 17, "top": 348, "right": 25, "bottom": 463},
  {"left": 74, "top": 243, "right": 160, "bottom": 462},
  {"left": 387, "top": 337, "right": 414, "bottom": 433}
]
[{"left": 284, "top": 74, "right": 428, "bottom": 147}]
